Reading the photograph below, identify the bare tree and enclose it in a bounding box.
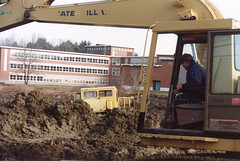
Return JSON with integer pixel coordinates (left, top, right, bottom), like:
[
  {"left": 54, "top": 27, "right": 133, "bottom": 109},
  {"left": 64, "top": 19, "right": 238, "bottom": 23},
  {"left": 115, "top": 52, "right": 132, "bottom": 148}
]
[
  {"left": 0, "top": 34, "right": 18, "bottom": 47},
  {"left": 15, "top": 35, "right": 39, "bottom": 84},
  {"left": 15, "top": 48, "right": 38, "bottom": 85}
]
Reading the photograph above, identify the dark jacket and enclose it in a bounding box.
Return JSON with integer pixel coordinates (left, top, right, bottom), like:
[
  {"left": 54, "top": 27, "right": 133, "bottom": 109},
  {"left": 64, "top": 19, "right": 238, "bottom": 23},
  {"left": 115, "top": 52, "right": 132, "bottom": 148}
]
[{"left": 182, "top": 62, "right": 206, "bottom": 94}]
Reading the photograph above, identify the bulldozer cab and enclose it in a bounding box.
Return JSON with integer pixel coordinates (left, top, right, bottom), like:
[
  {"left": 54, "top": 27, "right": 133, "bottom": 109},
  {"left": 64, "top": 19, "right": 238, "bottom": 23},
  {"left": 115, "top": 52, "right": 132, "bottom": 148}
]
[{"left": 138, "top": 19, "right": 240, "bottom": 152}]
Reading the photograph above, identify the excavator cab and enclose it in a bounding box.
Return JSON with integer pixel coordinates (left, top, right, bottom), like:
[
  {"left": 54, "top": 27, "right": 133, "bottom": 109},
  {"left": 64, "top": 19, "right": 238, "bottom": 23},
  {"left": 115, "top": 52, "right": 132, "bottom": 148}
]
[
  {"left": 138, "top": 20, "right": 240, "bottom": 152},
  {"left": 167, "top": 34, "right": 207, "bottom": 129}
]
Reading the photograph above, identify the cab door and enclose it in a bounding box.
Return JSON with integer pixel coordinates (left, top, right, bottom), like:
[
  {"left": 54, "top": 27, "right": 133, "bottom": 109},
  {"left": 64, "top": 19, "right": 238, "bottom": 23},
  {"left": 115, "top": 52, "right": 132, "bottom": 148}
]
[{"left": 205, "top": 30, "right": 240, "bottom": 134}]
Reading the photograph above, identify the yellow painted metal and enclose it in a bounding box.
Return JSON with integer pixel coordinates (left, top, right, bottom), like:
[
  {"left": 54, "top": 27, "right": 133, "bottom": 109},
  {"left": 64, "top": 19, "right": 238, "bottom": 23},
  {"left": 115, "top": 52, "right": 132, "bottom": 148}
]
[
  {"left": 139, "top": 133, "right": 240, "bottom": 152},
  {"left": 80, "top": 86, "right": 118, "bottom": 110},
  {"left": 27, "top": 0, "right": 223, "bottom": 28},
  {"left": 118, "top": 96, "right": 135, "bottom": 108},
  {"left": 0, "top": 0, "right": 56, "bottom": 32},
  {"left": 80, "top": 86, "right": 118, "bottom": 93},
  {"left": 84, "top": 98, "right": 107, "bottom": 112},
  {"left": 140, "top": 133, "right": 219, "bottom": 142},
  {"left": 75, "top": 86, "right": 134, "bottom": 112},
  {"left": 139, "top": 32, "right": 158, "bottom": 113},
  {"left": 0, "top": 0, "right": 26, "bottom": 31},
  {"left": 137, "top": 24, "right": 155, "bottom": 103},
  {"left": 0, "top": 0, "right": 223, "bottom": 32},
  {"left": 106, "top": 100, "right": 113, "bottom": 110},
  {"left": 171, "top": 0, "right": 184, "bottom": 7},
  {"left": 152, "top": 19, "right": 240, "bottom": 33}
]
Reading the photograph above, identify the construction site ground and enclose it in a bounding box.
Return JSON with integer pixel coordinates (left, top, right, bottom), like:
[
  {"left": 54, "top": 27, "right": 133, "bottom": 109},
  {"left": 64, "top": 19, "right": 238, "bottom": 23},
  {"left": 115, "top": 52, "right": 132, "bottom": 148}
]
[{"left": 0, "top": 85, "right": 240, "bottom": 161}]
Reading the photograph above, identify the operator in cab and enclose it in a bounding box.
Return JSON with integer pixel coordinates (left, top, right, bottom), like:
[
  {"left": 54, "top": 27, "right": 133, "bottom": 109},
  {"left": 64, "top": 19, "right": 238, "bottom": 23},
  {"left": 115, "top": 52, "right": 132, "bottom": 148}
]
[{"left": 161, "top": 53, "right": 206, "bottom": 128}]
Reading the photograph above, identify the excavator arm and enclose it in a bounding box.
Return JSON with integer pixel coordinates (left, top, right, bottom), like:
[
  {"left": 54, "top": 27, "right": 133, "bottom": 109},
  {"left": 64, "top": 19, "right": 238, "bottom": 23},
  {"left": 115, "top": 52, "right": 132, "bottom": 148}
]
[{"left": 0, "top": 0, "right": 223, "bottom": 32}]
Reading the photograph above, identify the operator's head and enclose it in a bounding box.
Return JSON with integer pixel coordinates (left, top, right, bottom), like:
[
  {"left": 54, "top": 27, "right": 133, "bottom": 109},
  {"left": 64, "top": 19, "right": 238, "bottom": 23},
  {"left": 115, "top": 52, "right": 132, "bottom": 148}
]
[{"left": 180, "top": 53, "right": 194, "bottom": 70}]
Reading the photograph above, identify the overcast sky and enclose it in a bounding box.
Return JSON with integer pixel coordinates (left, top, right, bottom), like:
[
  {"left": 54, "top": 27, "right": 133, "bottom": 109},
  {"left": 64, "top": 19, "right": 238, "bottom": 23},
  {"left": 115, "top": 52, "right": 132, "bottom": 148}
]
[{"left": 0, "top": 0, "right": 239, "bottom": 55}]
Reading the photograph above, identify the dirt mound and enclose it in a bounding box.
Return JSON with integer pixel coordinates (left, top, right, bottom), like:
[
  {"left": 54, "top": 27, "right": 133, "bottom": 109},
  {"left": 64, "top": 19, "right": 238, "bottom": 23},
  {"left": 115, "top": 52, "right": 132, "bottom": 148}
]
[
  {"left": 0, "top": 91, "right": 98, "bottom": 141},
  {"left": 0, "top": 91, "right": 143, "bottom": 160}
]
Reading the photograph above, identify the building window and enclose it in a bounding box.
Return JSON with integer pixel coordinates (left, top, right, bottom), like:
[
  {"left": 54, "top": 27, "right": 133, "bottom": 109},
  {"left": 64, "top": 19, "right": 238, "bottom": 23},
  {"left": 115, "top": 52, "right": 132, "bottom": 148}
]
[
  {"left": 37, "top": 76, "right": 43, "bottom": 81},
  {"left": 16, "top": 75, "right": 23, "bottom": 80},
  {"left": 82, "top": 58, "right": 86, "bottom": 62},
  {"left": 38, "top": 65, "right": 44, "bottom": 70},
  {"left": 37, "top": 54, "right": 42, "bottom": 59},
  {"left": 64, "top": 57, "right": 69, "bottom": 61},
  {"left": 75, "top": 68, "right": 81, "bottom": 73},
  {"left": 51, "top": 55, "right": 57, "bottom": 60},
  {"left": 44, "top": 55, "right": 49, "bottom": 60},
  {"left": 98, "top": 59, "right": 103, "bottom": 64},
  {"left": 93, "top": 59, "right": 97, "bottom": 63},
  {"left": 104, "top": 70, "right": 109, "bottom": 75},
  {"left": 98, "top": 69, "right": 103, "bottom": 74},
  {"left": 112, "top": 68, "right": 120, "bottom": 75},
  {"left": 168, "top": 61, "right": 173, "bottom": 65},
  {"left": 57, "top": 67, "right": 62, "bottom": 71},
  {"left": 18, "top": 64, "right": 22, "bottom": 69},
  {"left": 44, "top": 66, "right": 50, "bottom": 71},
  {"left": 112, "top": 58, "right": 120, "bottom": 65},
  {"left": 31, "top": 65, "right": 37, "bottom": 70},
  {"left": 10, "top": 64, "right": 15, "bottom": 69},
  {"left": 69, "top": 67, "right": 74, "bottom": 72},
  {"left": 51, "top": 66, "right": 56, "bottom": 71},
  {"left": 10, "top": 75, "right": 16, "bottom": 80},
  {"left": 63, "top": 67, "right": 69, "bottom": 72},
  {"left": 93, "top": 69, "right": 98, "bottom": 74},
  {"left": 10, "top": 52, "right": 17, "bottom": 57},
  {"left": 87, "top": 68, "right": 92, "bottom": 73},
  {"left": 87, "top": 58, "right": 93, "bottom": 63},
  {"left": 104, "top": 60, "right": 109, "bottom": 64},
  {"left": 81, "top": 68, "right": 86, "bottom": 73}
]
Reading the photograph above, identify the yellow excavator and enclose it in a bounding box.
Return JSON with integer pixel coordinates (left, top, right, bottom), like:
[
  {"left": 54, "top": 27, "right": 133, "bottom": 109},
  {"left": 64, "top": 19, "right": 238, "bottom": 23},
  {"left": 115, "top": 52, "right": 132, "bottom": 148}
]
[{"left": 1, "top": 0, "right": 240, "bottom": 152}]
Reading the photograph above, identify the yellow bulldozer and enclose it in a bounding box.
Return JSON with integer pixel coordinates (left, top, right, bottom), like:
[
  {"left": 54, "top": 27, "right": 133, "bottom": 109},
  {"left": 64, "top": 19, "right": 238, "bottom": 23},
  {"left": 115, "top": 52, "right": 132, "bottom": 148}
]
[{"left": 74, "top": 86, "right": 135, "bottom": 112}]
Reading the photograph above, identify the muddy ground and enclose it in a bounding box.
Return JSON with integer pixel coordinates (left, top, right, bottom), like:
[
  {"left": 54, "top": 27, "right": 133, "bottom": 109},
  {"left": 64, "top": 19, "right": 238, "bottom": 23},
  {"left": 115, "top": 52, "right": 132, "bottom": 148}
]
[{"left": 0, "top": 91, "right": 240, "bottom": 161}]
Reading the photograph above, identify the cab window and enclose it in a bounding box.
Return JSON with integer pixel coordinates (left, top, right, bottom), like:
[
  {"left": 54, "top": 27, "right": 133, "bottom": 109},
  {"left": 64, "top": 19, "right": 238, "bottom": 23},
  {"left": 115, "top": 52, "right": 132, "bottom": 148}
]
[
  {"left": 84, "top": 91, "right": 97, "bottom": 98},
  {"left": 99, "top": 90, "right": 112, "bottom": 97},
  {"left": 211, "top": 34, "right": 240, "bottom": 94}
]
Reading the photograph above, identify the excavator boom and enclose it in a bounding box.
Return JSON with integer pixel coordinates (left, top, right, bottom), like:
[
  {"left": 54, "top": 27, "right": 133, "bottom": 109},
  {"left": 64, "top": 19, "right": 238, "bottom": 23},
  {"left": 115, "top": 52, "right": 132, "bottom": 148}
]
[{"left": 0, "top": 0, "right": 223, "bottom": 32}]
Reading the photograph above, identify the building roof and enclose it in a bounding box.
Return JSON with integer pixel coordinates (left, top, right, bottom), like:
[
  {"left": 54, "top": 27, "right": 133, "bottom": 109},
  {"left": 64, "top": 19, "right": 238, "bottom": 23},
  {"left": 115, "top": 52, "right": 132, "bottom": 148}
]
[
  {"left": 85, "top": 44, "right": 134, "bottom": 49},
  {"left": 0, "top": 46, "right": 111, "bottom": 58}
]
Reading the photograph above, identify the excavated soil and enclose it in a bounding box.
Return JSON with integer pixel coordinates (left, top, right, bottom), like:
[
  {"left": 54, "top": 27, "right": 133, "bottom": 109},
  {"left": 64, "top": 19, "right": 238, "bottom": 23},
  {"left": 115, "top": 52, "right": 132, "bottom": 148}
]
[{"left": 0, "top": 91, "right": 240, "bottom": 161}]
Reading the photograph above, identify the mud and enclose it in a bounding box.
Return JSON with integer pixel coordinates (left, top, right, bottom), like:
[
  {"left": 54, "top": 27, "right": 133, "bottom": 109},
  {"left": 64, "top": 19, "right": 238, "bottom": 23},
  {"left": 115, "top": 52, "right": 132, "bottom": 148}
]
[{"left": 0, "top": 91, "right": 240, "bottom": 161}]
